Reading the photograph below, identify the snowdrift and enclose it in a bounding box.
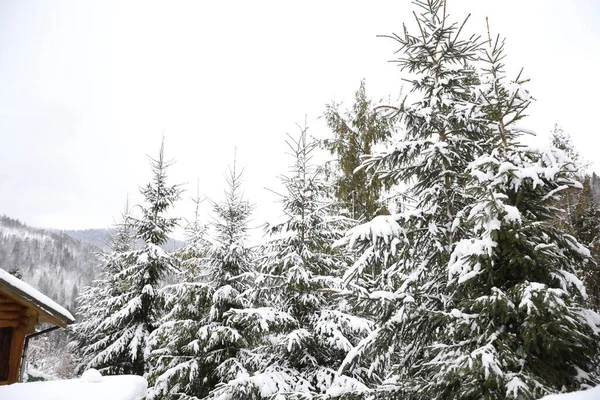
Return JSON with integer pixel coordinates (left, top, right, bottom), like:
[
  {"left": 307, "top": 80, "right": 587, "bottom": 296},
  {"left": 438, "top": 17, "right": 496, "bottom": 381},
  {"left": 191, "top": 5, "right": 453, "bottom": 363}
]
[
  {"left": 0, "top": 369, "right": 147, "bottom": 400},
  {"left": 541, "top": 386, "right": 600, "bottom": 400}
]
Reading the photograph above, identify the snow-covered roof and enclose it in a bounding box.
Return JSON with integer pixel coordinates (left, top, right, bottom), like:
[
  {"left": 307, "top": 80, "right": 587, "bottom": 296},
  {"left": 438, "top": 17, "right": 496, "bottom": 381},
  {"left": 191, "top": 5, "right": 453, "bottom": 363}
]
[
  {"left": 0, "top": 371, "right": 147, "bottom": 400},
  {"left": 0, "top": 268, "right": 74, "bottom": 326}
]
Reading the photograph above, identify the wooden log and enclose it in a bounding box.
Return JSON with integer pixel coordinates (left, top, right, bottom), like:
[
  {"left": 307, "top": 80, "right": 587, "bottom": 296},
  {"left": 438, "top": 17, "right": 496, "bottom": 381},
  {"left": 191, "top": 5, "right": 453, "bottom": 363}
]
[
  {"left": 0, "top": 304, "right": 24, "bottom": 312},
  {"left": 0, "top": 311, "right": 21, "bottom": 320}
]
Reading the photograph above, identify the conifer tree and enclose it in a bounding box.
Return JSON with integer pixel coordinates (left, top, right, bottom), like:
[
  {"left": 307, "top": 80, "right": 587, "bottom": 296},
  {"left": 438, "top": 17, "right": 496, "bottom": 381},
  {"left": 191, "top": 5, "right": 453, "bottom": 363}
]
[
  {"left": 177, "top": 187, "right": 212, "bottom": 282},
  {"left": 211, "top": 127, "right": 371, "bottom": 399},
  {"left": 339, "top": 2, "right": 600, "bottom": 398},
  {"left": 323, "top": 80, "right": 396, "bottom": 221},
  {"left": 573, "top": 177, "right": 600, "bottom": 310},
  {"left": 145, "top": 189, "right": 215, "bottom": 400},
  {"left": 73, "top": 141, "right": 181, "bottom": 376},
  {"left": 550, "top": 125, "right": 586, "bottom": 234},
  {"left": 148, "top": 160, "right": 290, "bottom": 400},
  {"left": 549, "top": 130, "right": 600, "bottom": 311},
  {"left": 71, "top": 199, "right": 136, "bottom": 374},
  {"left": 551, "top": 125, "right": 584, "bottom": 172},
  {"left": 415, "top": 28, "right": 600, "bottom": 399},
  {"left": 337, "top": 2, "right": 487, "bottom": 397}
]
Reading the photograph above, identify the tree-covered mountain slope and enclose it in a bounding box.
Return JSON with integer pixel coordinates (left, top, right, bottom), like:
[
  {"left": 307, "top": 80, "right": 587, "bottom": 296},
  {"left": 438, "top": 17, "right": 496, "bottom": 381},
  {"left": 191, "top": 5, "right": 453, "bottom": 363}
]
[{"left": 0, "top": 215, "right": 101, "bottom": 312}]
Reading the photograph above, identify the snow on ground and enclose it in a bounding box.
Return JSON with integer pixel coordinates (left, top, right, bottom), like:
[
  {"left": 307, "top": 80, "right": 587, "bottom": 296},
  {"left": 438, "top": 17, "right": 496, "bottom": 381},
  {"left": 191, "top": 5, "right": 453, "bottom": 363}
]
[
  {"left": 0, "top": 370, "right": 147, "bottom": 400},
  {"left": 0, "top": 268, "right": 74, "bottom": 322},
  {"left": 541, "top": 386, "right": 600, "bottom": 400}
]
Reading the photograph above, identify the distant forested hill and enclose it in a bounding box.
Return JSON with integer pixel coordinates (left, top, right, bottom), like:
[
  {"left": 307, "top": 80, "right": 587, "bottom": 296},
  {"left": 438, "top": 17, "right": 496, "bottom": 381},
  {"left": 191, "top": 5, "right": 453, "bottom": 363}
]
[
  {"left": 0, "top": 216, "right": 186, "bottom": 314},
  {"left": 64, "top": 228, "right": 186, "bottom": 253},
  {"left": 0, "top": 215, "right": 101, "bottom": 312},
  {"left": 62, "top": 228, "right": 111, "bottom": 251}
]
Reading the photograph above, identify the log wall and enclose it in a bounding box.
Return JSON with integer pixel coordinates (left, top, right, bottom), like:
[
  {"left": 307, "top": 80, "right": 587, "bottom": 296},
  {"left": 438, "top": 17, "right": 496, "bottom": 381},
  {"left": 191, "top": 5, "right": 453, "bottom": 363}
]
[{"left": 0, "top": 294, "right": 38, "bottom": 385}]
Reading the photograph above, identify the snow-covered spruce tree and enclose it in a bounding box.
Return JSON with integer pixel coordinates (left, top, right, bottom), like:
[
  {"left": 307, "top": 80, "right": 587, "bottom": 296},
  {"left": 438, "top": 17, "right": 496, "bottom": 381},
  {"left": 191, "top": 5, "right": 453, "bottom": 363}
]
[
  {"left": 548, "top": 129, "right": 600, "bottom": 311},
  {"left": 340, "top": 3, "right": 600, "bottom": 398},
  {"left": 71, "top": 199, "right": 137, "bottom": 375},
  {"left": 145, "top": 190, "right": 214, "bottom": 400},
  {"left": 336, "top": 1, "right": 490, "bottom": 398},
  {"left": 549, "top": 129, "right": 600, "bottom": 312},
  {"left": 74, "top": 141, "right": 181, "bottom": 376},
  {"left": 209, "top": 127, "right": 371, "bottom": 399},
  {"left": 177, "top": 189, "right": 213, "bottom": 282},
  {"left": 407, "top": 27, "right": 600, "bottom": 399},
  {"left": 148, "top": 160, "right": 288, "bottom": 400},
  {"left": 549, "top": 125, "right": 586, "bottom": 234},
  {"left": 572, "top": 177, "right": 600, "bottom": 311}
]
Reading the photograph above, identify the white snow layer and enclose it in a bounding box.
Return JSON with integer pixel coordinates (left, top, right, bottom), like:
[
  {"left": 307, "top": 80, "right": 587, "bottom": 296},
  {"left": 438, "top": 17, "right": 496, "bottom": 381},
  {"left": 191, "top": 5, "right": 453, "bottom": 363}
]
[
  {"left": 0, "top": 371, "right": 148, "bottom": 400},
  {"left": 342, "top": 214, "right": 403, "bottom": 248},
  {"left": 541, "top": 386, "right": 600, "bottom": 400},
  {"left": 0, "top": 268, "right": 74, "bottom": 323}
]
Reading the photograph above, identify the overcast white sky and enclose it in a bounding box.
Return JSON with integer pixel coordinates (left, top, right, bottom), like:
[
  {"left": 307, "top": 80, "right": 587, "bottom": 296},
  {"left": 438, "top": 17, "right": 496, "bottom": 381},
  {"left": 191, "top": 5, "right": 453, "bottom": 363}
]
[{"left": 0, "top": 0, "right": 599, "bottom": 236}]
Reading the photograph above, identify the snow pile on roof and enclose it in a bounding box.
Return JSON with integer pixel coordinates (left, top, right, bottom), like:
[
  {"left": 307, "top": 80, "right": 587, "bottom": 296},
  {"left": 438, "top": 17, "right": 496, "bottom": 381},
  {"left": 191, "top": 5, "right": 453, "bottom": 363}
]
[
  {"left": 0, "top": 370, "right": 147, "bottom": 400},
  {"left": 541, "top": 386, "right": 600, "bottom": 400},
  {"left": 0, "top": 268, "right": 74, "bottom": 323}
]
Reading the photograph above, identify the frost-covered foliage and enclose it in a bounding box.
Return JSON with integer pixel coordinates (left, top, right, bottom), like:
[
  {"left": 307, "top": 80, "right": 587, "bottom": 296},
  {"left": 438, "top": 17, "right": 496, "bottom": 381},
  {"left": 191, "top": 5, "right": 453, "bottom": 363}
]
[
  {"left": 548, "top": 125, "right": 587, "bottom": 236},
  {"left": 177, "top": 192, "right": 213, "bottom": 283},
  {"left": 338, "top": 1, "right": 600, "bottom": 399},
  {"left": 147, "top": 162, "right": 266, "bottom": 400},
  {"left": 210, "top": 128, "right": 371, "bottom": 399},
  {"left": 26, "top": 330, "right": 75, "bottom": 381},
  {"left": 572, "top": 177, "right": 600, "bottom": 310},
  {"left": 337, "top": 1, "right": 488, "bottom": 397},
  {"left": 547, "top": 128, "right": 600, "bottom": 311},
  {"left": 426, "top": 30, "right": 600, "bottom": 399},
  {"left": 73, "top": 141, "right": 181, "bottom": 376},
  {"left": 71, "top": 201, "right": 137, "bottom": 375}
]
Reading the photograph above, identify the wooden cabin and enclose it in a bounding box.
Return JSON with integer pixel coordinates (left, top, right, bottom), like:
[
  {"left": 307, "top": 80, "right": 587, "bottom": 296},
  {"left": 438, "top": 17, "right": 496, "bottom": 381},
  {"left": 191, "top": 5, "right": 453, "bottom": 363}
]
[{"left": 0, "top": 269, "right": 74, "bottom": 385}]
